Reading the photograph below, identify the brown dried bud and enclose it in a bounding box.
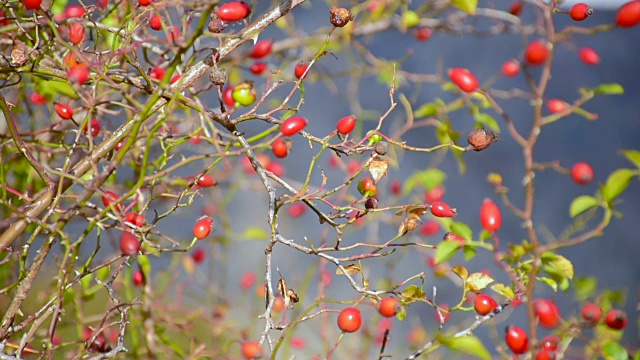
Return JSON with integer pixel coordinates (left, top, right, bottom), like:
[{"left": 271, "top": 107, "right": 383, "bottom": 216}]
[
  {"left": 208, "top": 67, "right": 227, "bottom": 86},
  {"left": 330, "top": 6, "right": 353, "bottom": 27},
  {"left": 374, "top": 141, "right": 388, "bottom": 156},
  {"left": 404, "top": 217, "right": 420, "bottom": 232},
  {"left": 443, "top": 232, "right": 465, "bottom": 249},
  {"left": 365, "top": 197, "right": 378, "bottom": 210},
  {"left": 11, "top": 40, "right": 29, "bottom": 67},
  {"left": 208, "top": 13, "right": 227, "bottom": 33},
  {"left": 467, "top": 128, "right": 499, "bottom": 151}
]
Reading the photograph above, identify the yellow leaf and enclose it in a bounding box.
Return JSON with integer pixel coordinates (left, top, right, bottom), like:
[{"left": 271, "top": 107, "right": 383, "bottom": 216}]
[
  {"left": 466, "top": 272, "right": 494, "bottom": 293},
  {"left": 369, "top": 159, "right": 389, "bottom": 183},
  {"left": 336, "top": 264, "right": 361, "bottom": 276}
]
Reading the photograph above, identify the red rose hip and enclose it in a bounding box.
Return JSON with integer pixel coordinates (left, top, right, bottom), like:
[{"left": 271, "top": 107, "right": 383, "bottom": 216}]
[
  {"left": 480, "top": 198, "right": 502, "bottom": 232},
  {"left": 571, "top": 162, "right": 594, "bottom": 185},
  {"left": 525, "top": 41, "right": 549, "bottom": 65},
  {"left": 378, "top": 297, "right": 400, "bottom": 318},
  {"left": 604, "top": 309, "right": 628, "bottom": 330},
  {"left": 474, "top": 294, "right": 498, "bottom": 316},
  {"left": 448, "top": 68, "right": 479, "bottom": 93},
  {"left": 217, "top": 1, "right": 251, "bottom": 22},
  {"left": 337, "top": 307, "right": 362, "bottom": 333},
  {"left": 280, "top": 117, "right": 308, "bottom": 136},
  {"left": 505, "top": 325, "right": 529, "bottom": 354},
  {"left": 336, "top": 115, "right": 357, "bottom": 135},
  {"left": 430, "top": 201, "right": 456, "bottom": 218},
  {"left": 616, "top": 1, "right": 640, "bottom": 28}
]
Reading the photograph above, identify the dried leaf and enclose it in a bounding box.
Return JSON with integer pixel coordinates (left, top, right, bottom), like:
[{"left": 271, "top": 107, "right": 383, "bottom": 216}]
[
  {"left": 369, "top": 159, "right": 389, "bottom": 183},
  {"left": 336, "top": 264, "right": 361, "bottom": 275},
  {"left": 466, "top": 272, "right": 494, "bottom": 293}
]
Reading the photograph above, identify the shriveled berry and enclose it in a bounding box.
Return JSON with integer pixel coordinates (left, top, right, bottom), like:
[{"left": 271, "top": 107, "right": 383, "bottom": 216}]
[
  {"left": 430, "top": 201, "right": 456, "bottom": 218},
  {"left": 120, "top": 232, "right": 140, "bottom": 256},
  {"left": 365, "top": 197, "right": 378, "bottom": 210},
  {"left": 448, "top": 68, "right": 479, "bottom": 93},
  {"left": 280, "top": 116, "right": 308, "bottom": 136},
  {"left": 250, "top": 39, "right": 273, "bottom": 59},
  {"left": 467, "top": 128, "right": 499, "bottom": 151},
  {"left": 374, "top": 141, "right": 388, "bottom": 156},
  {"left": 330, "top": 6, "right": 353, "bottom": 27},
  {"left": 570, "top": 3, "right": 592, "bottom": 21}
]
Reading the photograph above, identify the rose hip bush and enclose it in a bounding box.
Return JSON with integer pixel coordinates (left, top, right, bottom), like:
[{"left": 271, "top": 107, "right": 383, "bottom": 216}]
[{"left": 0, "top": 0, "right": 639, "bottom": 358}]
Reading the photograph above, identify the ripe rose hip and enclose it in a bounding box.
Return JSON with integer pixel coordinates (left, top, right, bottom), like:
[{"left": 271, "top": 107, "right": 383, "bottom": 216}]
[
  {"left": 249, "top": 61, "right": 267, "bottom": 75},
  {"left": 525, "top": 41, "right": 549, "bottom": 66},
  {"left": 379, "top": 297, "right": 400, "bottom": 318},
  {"left": 138, "top": 0, "right": 152, "bottom": 6},
  {"left": 22, "top": 0, "right": 42, "bottom": 10},
  {"left": 430, "top": 201, "right": 456, "bottom": 218},
  {"left": 547, "top": 99, "right": 567, "bottom": 114},
  {"left": 86, "top": 118, "right": 100, "bottom": 137},
  {"left": 249, "top": 39, "right": 273, "bottom": 59},
  {"left": 120, "top": 232, "right": 140, "bottom": 256},
  {"left": 191, "top": 248, "right": 206, "bottom": 263},
  {"left": 271, "top": 137, "right": 291, "bottom": 158},
  {"left": 581, "top": 302, "right": 602, "bottom": 325},
  {"left": 570, "top": 3, "right": 593, "bottom": 21},
  {"left": 167, "top": 26, "right": 180, "bottom": 42},
  {"left": 196, "top": 174, "right": 216, "bottom": 187},
  {"left": 240, "top": 340, "right": 263, "bottom": 359},
  {"left": 149, "top": 15, "right": 162, "bottom": 30},
  {"left": 505, "top": 325, "right": 529, "bottom": 354},
  {"left": 288, "top": 202, "right": 306, "bottom": 217},
  {"left": 467, "top": 128, "right": 499, "bottom": 151},
  {"left": 509, "top": 1, "right": 523, "bottom": 16},
  {"left": 535, "top": 349, "right": 556, "bottom": 360},
  {"left": 68, "top": 64, "right": 89, "bottom": 84},
  {"left": 502, "top": 60, "right": 520, "bottom": 77},
  {"left": 337, "top": 307, "right": 362, "bottom": 333},
  {"left": 150, "top": 66, "right": 166, "bottom": 80},
  {"left": 65, "top": 5, "right": 86, "bottom": 18},
  {"left": 240, "top": 271, "right": 256, "bottom": 290},
  {"left": 68, "top": 22, "right": 85, "bottom": 45},
  {"left": 125, "top": 212, "right": 145, "bottom": 227},
  {"left": 132, "top": 268, "right": 144, "bottom": 286},
  {"left": 222, "top": 86, "right": 236, "bottom": 108},
  {"left": 193, "top": 217, "right": 213, "bottom": 239},
  {"left": 336, "top": 115, "right": 357, "bottom": 135},
  {"left": 604, "top": 309, "right": 628, "bottom": 330},
  {"left": 616, "top": 1, "right": 640, "bottom": 28},
  {"left": 420, "top": 221, "right": 440, "bottom": 236},
  {"left": 474, "top": 294, "right": 498, "bottom": 316},
  {"left": 29, "top": 92, "right": 47, "bottom": 105},
  {"left": 533, "top": 298, "right": 561, "bottom": 328},
  {"left": 448, "top": 68, "right": 479, "bottom": 93},
  {"left": 280, "top": 116, "right": 308, "bottom": 136},
  {"left": 414, "top": 27, "right": 432, "bottom": 41},
  {"left": 480, "top": 198, "right": 502, "bottom": 232},
  {"left": 579, "top": 47, "right": 600, "bottom": 65},
  {"left": 294, "top": 62, "right": 310, "bottom": 79},
  {"left": 218, "top": 1, "right": 251, "bottom": 22},
  {"left": 55, "top": 103, "right": 73, "bottom": 120},
  {"left": 101, "top": 191, "right": 121, "bottom": 211},
  {"left": 571, "top": 162, "right": 594, "bottom": 185},
  {"left": 540, "top": 335, "right": 560, "bottom": 351},
  {"left": 425, "top": 186, "right": 445, "bottom": 203}
]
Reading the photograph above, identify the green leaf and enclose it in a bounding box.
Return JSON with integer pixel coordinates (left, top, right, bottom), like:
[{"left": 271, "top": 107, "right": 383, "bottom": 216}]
[
  {"left": 50, "top": 0, "right": 69, "bottom": 15},
  {"left": 138, "top": 255, "right": 151, "bottom": 274},
  {"left": 442, "top": 335, "right": 490, "bottom": 360},
  {"left": 415, "top": 102, "right": 440, "bottom": 118},
  {"left": 450, "top": 222, "right": 472, "bottom": 241},
  {"left": 435, "top": 241, "right": 460, "bottom": 264},
  {"left": 401, "top": 285, "right": 426, "bottom": 303},
  {"left": 621, "top": 150, "right": 640, "bottom": 169},
  {"left": 538, "top": 277, "right": 558, "bottom": 292},
  {"left": 603, "top": 168, "right": 636, "bottom": 202},
  {"left": 593, "top": 83, "right": 624, "bottom": 95},
  {"left": 474, "top": 113, "right": 500, "bottom": 133},
  {"left": 402, "top": 169, "right": 447, "bottom": 196},
  {"left": 491, "top": 283, "right": 515, "bottom": 299},
  {"left": 96, "top": 266, "right": 110, "bottom": 282},
  {"left": 602, "top": 341, "right": 629, "bottom": 360},
  {"left": 243, "top": 227, "right": 269, "bottom": 241},
  {"left": 570, "top": 195, "right": 598, "bottom": 217},
  {"left": 34, "top": 78, "right": 79, "bottom": 99},
  {"left": 542, "top": 252, "right": 574, "bottom": 279},
  {"left": 80, "top": 273, "right": 92, "bottom": 290},
  {"left": 452, "top": 0, "right": 478, "bottom": 14},
  {"left": 574, "top": 277, "right": 598, "bottom": 302},
  {"left": 463, "top": 245, "right": 477, "bottom": 261}
]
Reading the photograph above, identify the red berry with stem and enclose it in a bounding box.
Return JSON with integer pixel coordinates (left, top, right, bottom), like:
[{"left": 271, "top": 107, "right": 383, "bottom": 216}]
[
  {"left": 604, "top": 309, "right": 628, "bottom": 330},
  {"left": 357, "top": 178, "right": 378, "bottom": 197},
  {"left": 337, "top": 307, "right": 362, "bottom": 333},
  {"left": 196, "top": 174, "right": 216, "bottom": 187},
  {"left": 581, "top": 303, "right": 602, "bottom": 325},
  {"left": 150, "top": 66, "right": 165, "bottom": 81},
  {"left": 547, "top": 99, "right": 568, "bottom": 114},
  {"left": 579, "top": 47, "right": 600, "bottom": 65},
  {"left": 120, "top": 232, "right": 140, "bottom": 256},
  {"left": 250, "top": 61, "right": 267, "bottom": 75},
  {"left": 430, "top": 201, "right": 456, "bottom": 218},
  {"left": 271, "top": 137, "right": 291, "bottom": 158},
  {"left": 425, "top": 186, "right": 445, "bottom": 203},
  {"left": 414, "top": 27, "right": 432, "bottom": 41},
  {"left": 570, "top": 3, "right": 592, "bottom": 21},
  {"left": 280, "top": 117, "right": 308, "bottom": 136},
  {"left": 571, "top": 162, "right": 594, "bottom": 185},
  {"left": 616, "top": 1, "right": 640, "bottom": 28},
  {"left": 249, "top": 39, "right": 273, "bottom": 59},
  {"left": 68, "top": 64, "right": 89, "bottom": 84},
  {"left": 240, "top": 340, "right": 263, "bottom": 359},
  {"left": 502, "top": 60, "right": 520, "bottom": 77},
  {"left": 29, "top": 92, "right": 47, "bottom": 105},
  {"left": 86, "top": 118, "right": 100, "bottom": 137},
  {"left": 525, "top": 41, "right": 549, "bottom": 65},
  {"left": 480, "top": 198, "right": 502, "bottom": 232},
  {"left": 132, "top": 268, "right": 144, "bottom": 286},
  {"left": 533, "top": 298, "right": 561, "bottom": 328},
  {"left": 22, "top": 0, "right": 42, "bottom": 10},
  {"left": 101, "top": 191, "right": 122, "bottom": 211},
  {"left": 448, "top": 68, "right": 479, "bottom": 93},
  {"left": 149, "top": 15, "right": 162, "bottom": 30},
  {"left": 68, "top": 22, "right": 85, "bottom": 45},
  {"left": 193, "top": 217, "right": 213, "bottom": 239},
  {"left": 505, "top": 326, "right": 529, "bottom": 354},
  {"left": 336, "top": 115, "right": 357, "bottom": 135},
  {"left": 191, "top": 248, "right": 206, "bottom": 263},
  {"left": 474, "top": 294, "right": 498, "bottom": 316},
  {"left": 379, "top": 297, "right": 400, "bottom": 318},
  {"left": 218, "top": 1, "right": 251, "bottom": 22},
  {"left": 295, "top": 62, "right": 309, "bottom": 79},
  {"left": 535, "top": 349, "right": 556, "bottom": 360},
  {"left": 125, "top": 212, "right": 145, "bottom": 227},
  {"left": 138, "top": 0, "right": 152, "bottom": 6},
  {"left": 540, "top": 335, "right": 560, "bottom": 351},
  {"left": 55, "top": 103, "right": 73, "bottom": 120},
  {"left": 222, "top": 86, "right": 236, "bottom": 108}
]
